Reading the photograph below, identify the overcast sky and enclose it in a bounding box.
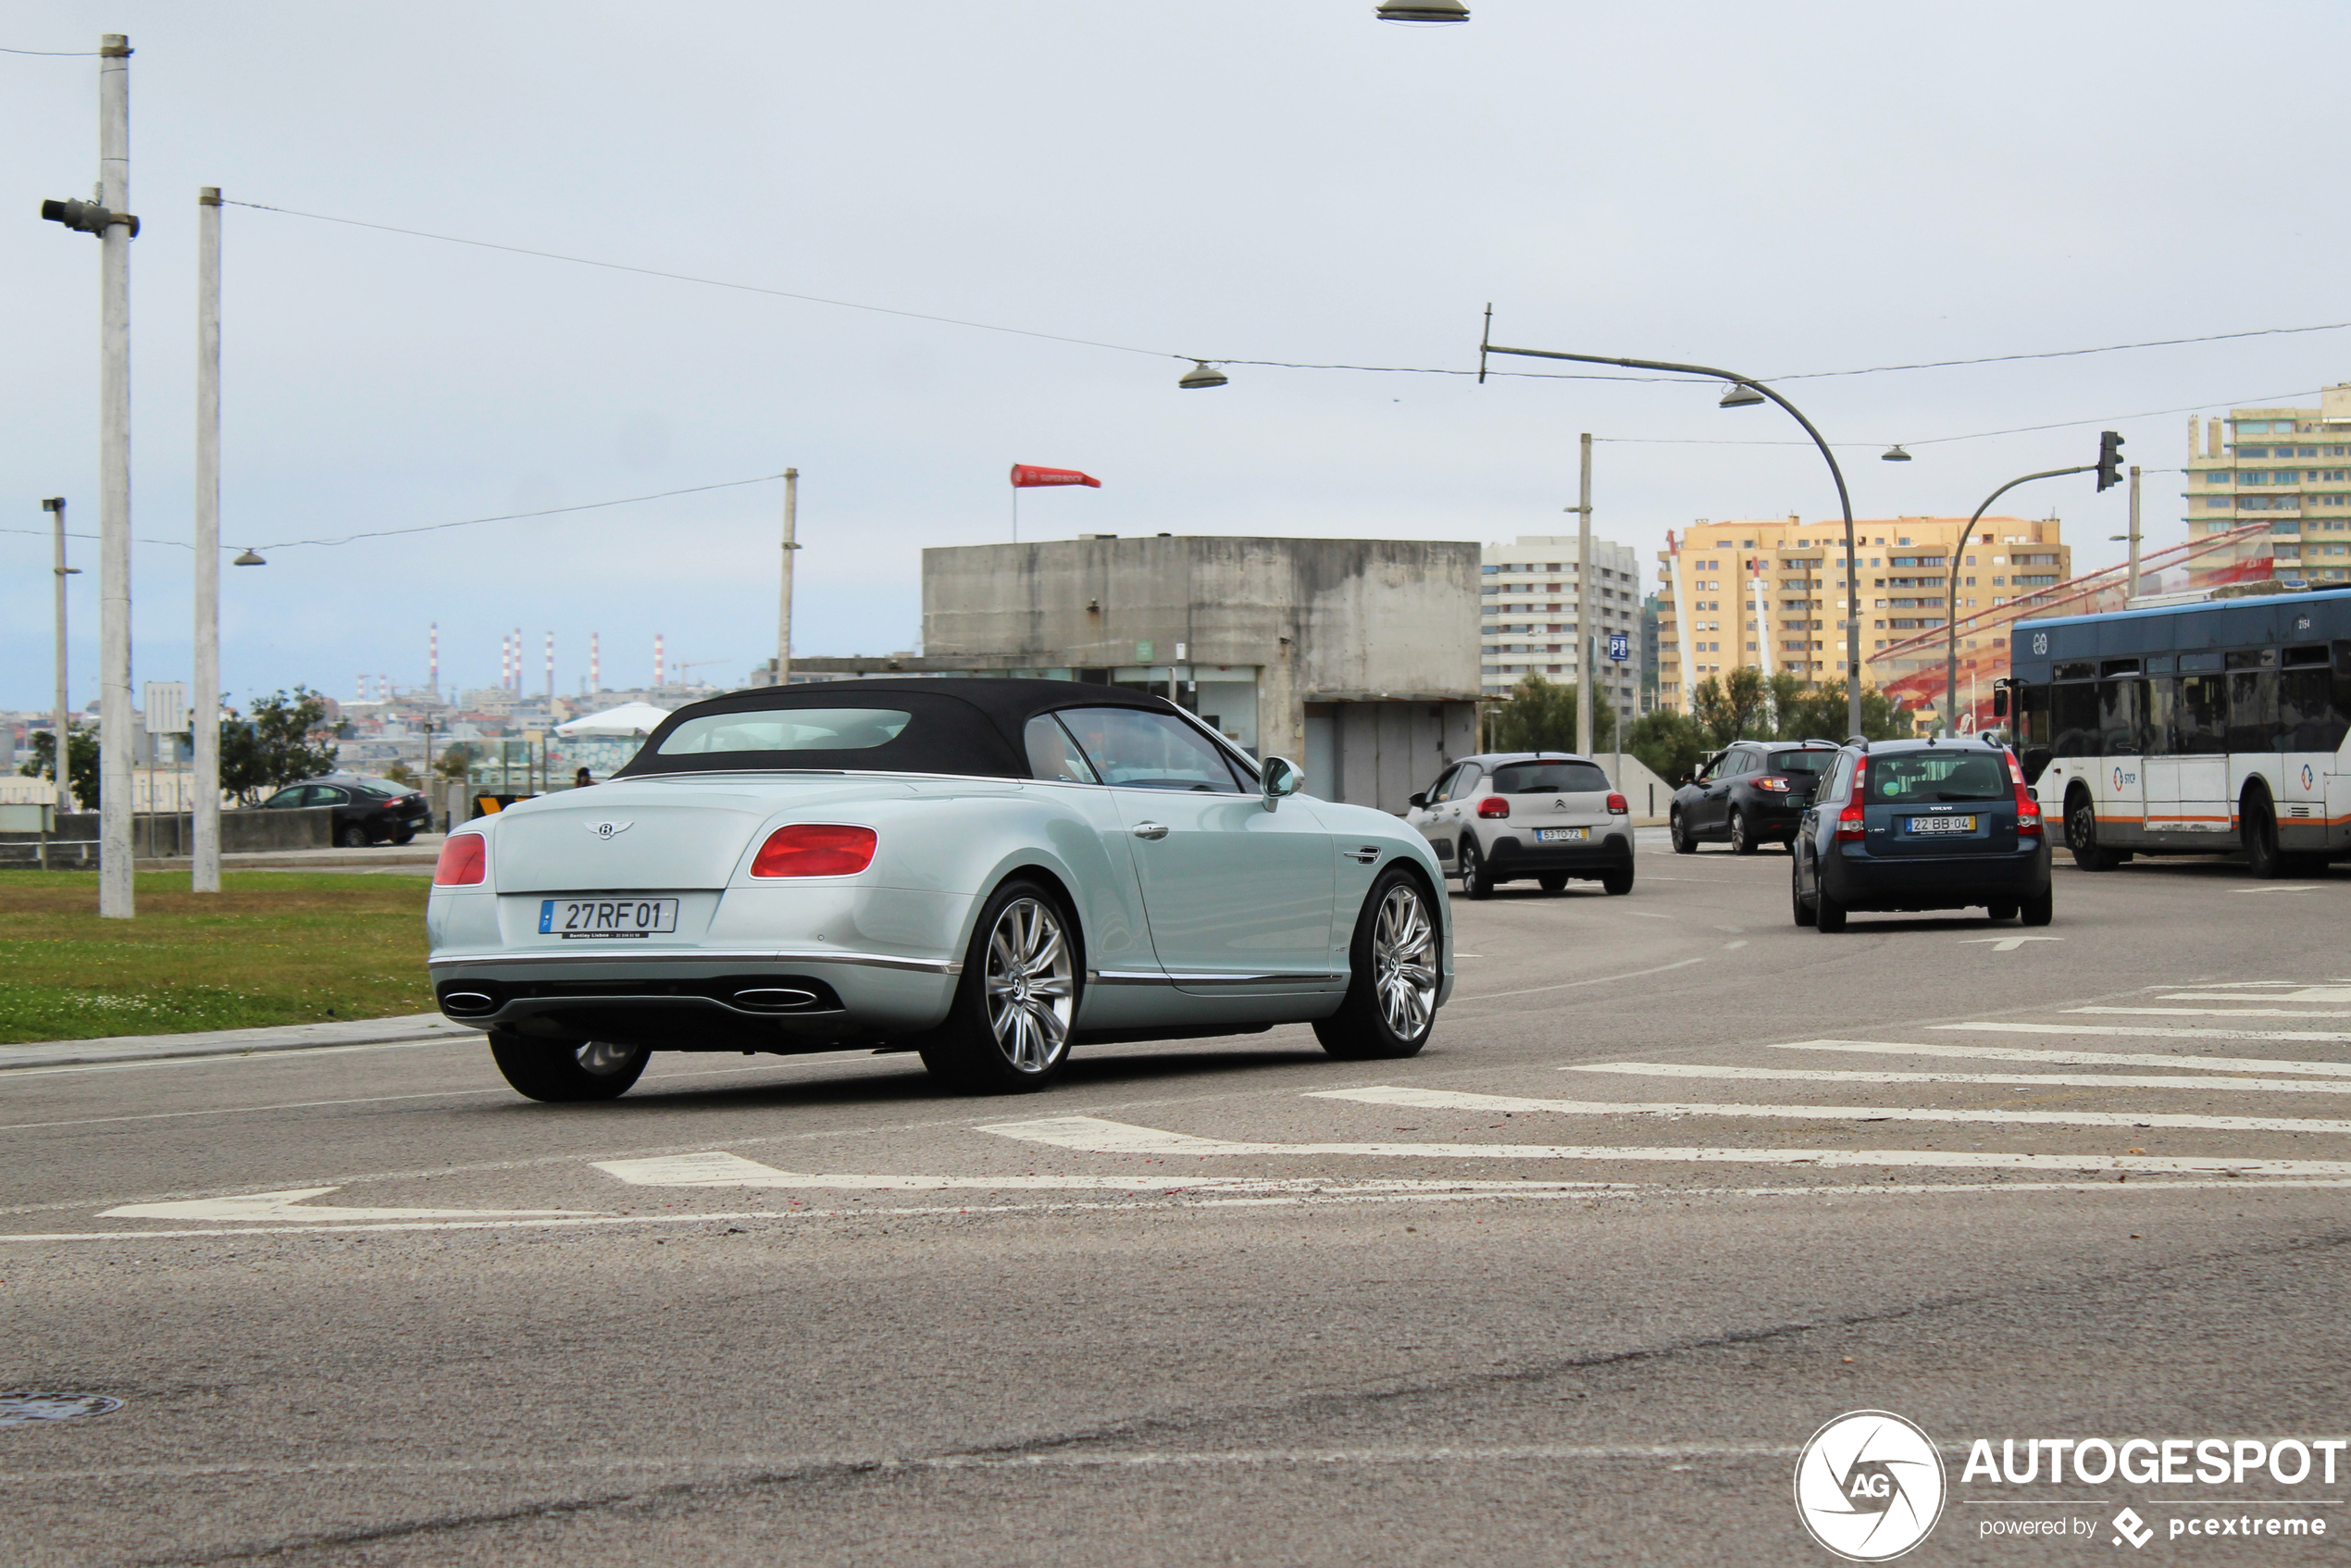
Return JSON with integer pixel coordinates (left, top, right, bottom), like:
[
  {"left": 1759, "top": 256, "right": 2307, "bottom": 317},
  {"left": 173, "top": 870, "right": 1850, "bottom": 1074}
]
[{"left": 6, "top": 2, "right": 2345, "bottom": 712}]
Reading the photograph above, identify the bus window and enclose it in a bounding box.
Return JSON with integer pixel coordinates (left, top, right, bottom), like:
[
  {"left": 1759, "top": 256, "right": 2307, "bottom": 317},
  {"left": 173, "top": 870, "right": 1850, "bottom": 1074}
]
[
  {"left": 2175, "top": 673, "right": 2227, "bottom": 754},
  {"left": 2098, "top": 678, "right": 2146, "bottom": 755},
  {"left": 2278, "top": 653, "right": 2347, "bottom": 753},
  {"left": 2052, "top": 682, "right": 2099, "bottom": 757},
  {"left": 2017, "top": 684, "right": 2050, "bottom": 748},
  {"left": 2227, "top": 668, "right": 2278, "bottom": 753},
  {"left": 2144, "top": 678, "right": 2176, "bottom": 756}
]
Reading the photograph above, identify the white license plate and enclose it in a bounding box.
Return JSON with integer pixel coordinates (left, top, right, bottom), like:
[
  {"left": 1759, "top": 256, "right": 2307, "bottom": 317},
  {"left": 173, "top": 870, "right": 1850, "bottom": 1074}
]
[
  {"left": 1535, "top": 828, "right": 1589, "bottom": 842},
  {"left": 1907, "top": 815, "right": 1977, "bottom": 834},
  {"left": 541, "top": 897, "right": 678, "bottom": 939}
]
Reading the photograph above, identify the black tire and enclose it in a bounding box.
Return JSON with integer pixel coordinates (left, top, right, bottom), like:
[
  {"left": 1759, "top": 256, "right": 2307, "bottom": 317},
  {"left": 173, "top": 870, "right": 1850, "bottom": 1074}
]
[
  {"left": 1791, "top": 855, "right": 1816, "bottom": 927},
  {"left": 1458, "top": 838, "right": 1495, "bottom": 900},
  {"left": 1814, "top": 885, "right": 1848, "bottom": 933},
  {"left": 1600, "top": 862, "right": 1634, "bottom": 896},
  {"left": 489, "top": 1033, "right": 650, "bottom": 1102},
  {"left": 1669, "top": 808, "right": 1698, "bottom": 854},
  {"left": 2064, "top": 789, "right": 2121, "bottom": 871},
  {"left": 1537, "top": 873, "right": 1568, "bottom": 893},
  {"left": 1986, "top": 902, "right": 2019, "bottom": 923},
  {"left": 1315, "top": 868, "right": 1439, "bottom": 1061},
  {"left": 1729, "top": 808, "right": 1759, "bottom": 856},
  {"left": 2021, "top": 890, "right": 2054, "bottom": 927},
  {"left": 2242, "top": 789, "right": 2288, "bottom": 879},
  {"left": 917, "top": 878, "right": 1079, "bottom": 1093},
  {"left": 391, "top": 828, "right": 416, "bottom": 846},
  {"left": 336, "top": 822, "right": 373, "bottom": 849}
]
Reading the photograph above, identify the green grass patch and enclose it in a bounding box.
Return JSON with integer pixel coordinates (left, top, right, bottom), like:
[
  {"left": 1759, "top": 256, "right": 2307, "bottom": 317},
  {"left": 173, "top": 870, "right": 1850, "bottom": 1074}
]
[{"left": 0, "top": 871, "right": 434, "bottom": 1043}]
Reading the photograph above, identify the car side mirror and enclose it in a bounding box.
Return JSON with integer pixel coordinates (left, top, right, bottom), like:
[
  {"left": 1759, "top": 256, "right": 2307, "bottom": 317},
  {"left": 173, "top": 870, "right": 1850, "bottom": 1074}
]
[
  {"left": 1407, "top": 790, "right": 1428, "bottom": 810},
  {"left": 1261, "top": 755, "right": 1303, "bottom": 811},
  {"left": 1992, "top": 688, "right": 2010, "bottom": 718}
]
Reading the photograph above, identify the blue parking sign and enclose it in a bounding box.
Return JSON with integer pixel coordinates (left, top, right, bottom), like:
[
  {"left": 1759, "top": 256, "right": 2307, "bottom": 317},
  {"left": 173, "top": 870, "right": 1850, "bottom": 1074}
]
[{"left": 1607, "top": 631, "right": 1630, "bottom": 663}]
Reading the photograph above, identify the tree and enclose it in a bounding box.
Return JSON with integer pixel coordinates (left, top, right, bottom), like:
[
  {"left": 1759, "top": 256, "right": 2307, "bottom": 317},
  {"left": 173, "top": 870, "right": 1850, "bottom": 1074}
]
[
  {"left": 433, "top": 742, "right": 480, "bottom": 781},
  {"left": 1489, "top": 675, "right": 1616, "bottom": 754},
  {"left": 16, "top": 723, "right": 99, "bottom": 811},
  {"left": 1624, "top": 708, "right": 1710, "bottom": 785},
  {"left": 1769, "top": 681, "right": 1919, "bottom": 744},
  {"left": 381, "top": 761, "right": 418, "bottom": 789},
  {"left": 1690, "top": 666, "right": 1766, "bottom": 748},
  {"left": 218, "top": 688, "right": 340, "bottom": 804}
]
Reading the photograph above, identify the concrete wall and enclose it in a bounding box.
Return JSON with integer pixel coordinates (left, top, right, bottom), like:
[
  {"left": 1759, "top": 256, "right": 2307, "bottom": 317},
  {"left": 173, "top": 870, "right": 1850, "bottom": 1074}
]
[
  {"left": 0, "top": 806, "right": 335, "bottom": 855},
  {"left": 923, "top": 535, "right": 1483, "bottom": 767},
  {"left": 1308, "top": 702, "right": 1480, "bottom": 815}
]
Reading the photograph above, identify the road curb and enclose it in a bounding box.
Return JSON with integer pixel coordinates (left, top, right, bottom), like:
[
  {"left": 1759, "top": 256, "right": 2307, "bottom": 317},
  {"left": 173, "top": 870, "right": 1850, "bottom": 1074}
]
[{"left": 0, "top": 1014, "right": 473, "bottom": 1072}]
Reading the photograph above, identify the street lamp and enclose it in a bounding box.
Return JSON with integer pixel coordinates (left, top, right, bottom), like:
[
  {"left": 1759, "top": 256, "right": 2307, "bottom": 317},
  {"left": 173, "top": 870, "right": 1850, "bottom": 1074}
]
[
  {"left": 1479, "top": 317, "right": 1868, "bottom": 740},
  {"left": 1178, "top": 360, "right": 1229, "bottom": 390},
  {"left": 232, "top": 548, "right": 266, "bottom": 566},
  {"left": 1375, "top": 0, "right": 1469, "bottom": 20},
  {"left": 1881, "top": 445, "right": 1913, "bottom": 462}
]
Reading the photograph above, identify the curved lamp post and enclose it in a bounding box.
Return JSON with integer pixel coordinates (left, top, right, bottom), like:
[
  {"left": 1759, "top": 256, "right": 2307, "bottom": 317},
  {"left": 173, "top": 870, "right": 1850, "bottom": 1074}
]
[
  {"left": 1479, "top": 320, "right": 1867, "bottom": 740},
  {"left": 1942, "top": 464, "right": 2092, "bottom": 733}
]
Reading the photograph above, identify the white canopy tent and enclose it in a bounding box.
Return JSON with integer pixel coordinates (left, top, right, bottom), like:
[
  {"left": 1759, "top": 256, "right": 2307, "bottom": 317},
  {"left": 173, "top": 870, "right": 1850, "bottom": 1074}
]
[{"left": 554, "top": 701, "right": 673, "bottom": 739}]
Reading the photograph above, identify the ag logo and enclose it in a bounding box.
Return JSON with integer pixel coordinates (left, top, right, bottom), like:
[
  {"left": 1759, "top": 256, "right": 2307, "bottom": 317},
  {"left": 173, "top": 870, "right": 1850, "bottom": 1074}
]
[
  {"left": 1794, "top": 1410, "right": 1946, "bottom": 1562},
  {"left": 2032, "top": 632, "right": 2048, "bottom": 655},
  {"left": 585, "top": 820, "right": 634, "bottom": 840}
]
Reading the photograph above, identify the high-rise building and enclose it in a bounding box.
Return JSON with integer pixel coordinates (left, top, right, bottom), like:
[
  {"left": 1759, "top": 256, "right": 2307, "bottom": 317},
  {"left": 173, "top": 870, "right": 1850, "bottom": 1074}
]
[
  {"left": 1652, "top": 515, "right": 2071, "bottom": 716},
  {"left": 1479, "top": 535, "right": 1642, "bottom": 723},
  {"left": 2183, "top": 386, "right": 2351, "bottom": 587}
]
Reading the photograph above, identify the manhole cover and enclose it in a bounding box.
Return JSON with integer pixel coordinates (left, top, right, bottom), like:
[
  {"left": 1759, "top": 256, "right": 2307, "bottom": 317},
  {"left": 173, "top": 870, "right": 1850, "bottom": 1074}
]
[{"left": 0, "top": 1392, "right": 123, "bottom": 1429}]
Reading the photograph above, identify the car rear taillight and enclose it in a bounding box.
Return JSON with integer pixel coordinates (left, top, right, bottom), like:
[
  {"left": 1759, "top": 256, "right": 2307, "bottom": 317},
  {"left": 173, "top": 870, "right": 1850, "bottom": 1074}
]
[
  {"left": 1754, "top": 776, "right": 1791, "bottom": 792},
  {"left": 2005, "top": 751, "right": 2043, "bottom": 835},
  {"left": 1476, "top": 797, "right": 1510, "bottom": 819},
  {"left": 752, "top": 824, "right": 877, "bottom": 877},
  {"left": 1835, "top": 758, "right": 1868, "bottom": 843},
  {"left": 432, "top": 833, "right": 486, "bottom": 886},
  {"left": 1606, "top": 792, "right": 1627, "bottom": 815}
]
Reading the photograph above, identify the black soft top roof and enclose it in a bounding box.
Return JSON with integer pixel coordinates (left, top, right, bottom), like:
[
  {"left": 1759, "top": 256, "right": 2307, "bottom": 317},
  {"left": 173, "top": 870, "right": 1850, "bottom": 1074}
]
[{"left": 612, "top": 678, "right": 1185, "bottom": 780}]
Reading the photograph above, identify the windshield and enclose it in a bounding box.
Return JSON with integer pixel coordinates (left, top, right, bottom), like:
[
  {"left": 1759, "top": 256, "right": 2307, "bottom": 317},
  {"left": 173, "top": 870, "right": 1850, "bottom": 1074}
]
[
  {"left": 1868, "top": 751, "right": 2011, "bottom": 804},
  {"left": 1767, "top": 752, "right": 1835, "bottom": 776},
  {"left": 1490, "top": 760, "right": 1611, "bottom": 794},
  {"left": 653, "top": 708, "right": 912, "bottom": 755}
]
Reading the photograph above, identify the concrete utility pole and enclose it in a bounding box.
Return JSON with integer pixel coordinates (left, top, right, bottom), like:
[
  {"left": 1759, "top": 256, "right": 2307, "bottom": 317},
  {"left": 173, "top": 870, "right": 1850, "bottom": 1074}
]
[
  {"left": 1573, "top": 433, "right": 1594, "bottom": 760},
  {"left": 2126, "top": 464, "right": 2143, "bottom": 600},
  {"left": 44, "top": 499, "right": 76, "bottom": 816},
  {"left": 97, "top": 33, "right": 135, "bottom": 918},
  {"left": 777, "top": 467, "right": 799, "bottom": 686},
  {"left": 193, "top": 186, "right": 222, "bottom": 893}
]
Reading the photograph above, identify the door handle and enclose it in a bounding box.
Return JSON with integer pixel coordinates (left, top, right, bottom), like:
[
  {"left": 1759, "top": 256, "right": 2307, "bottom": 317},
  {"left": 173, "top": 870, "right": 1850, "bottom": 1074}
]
[{"left": 1132, "top": 822, "right": 1168, "bottom": 840}]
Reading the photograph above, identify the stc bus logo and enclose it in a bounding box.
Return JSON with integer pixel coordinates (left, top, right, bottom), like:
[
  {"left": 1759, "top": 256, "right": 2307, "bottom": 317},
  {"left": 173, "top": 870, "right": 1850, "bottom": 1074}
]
[
  {"left": 1794, "top": 1411, "right": 1947, "bottom": 1561},
  {"left": 2112, "top": 766, "right": 2124, "bottom": 791},
  {"left": 2032, "top": 632, "right": 2049, "bottom": 654},
  {"left": 2305, "top": 765, "right": 2318, "bottom": 790}
]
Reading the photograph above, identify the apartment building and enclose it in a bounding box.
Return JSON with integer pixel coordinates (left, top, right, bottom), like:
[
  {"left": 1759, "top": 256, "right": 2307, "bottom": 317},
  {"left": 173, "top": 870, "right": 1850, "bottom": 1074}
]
[
  {"left": 2183, "top": 386, "right": 2351, "bottom": 587},
  {"left": 1479, "top": 535, "right": 1643, "bottom": 724},
  {"left": 1652, "top": 515, "right": 2071, "bottom": 715}
]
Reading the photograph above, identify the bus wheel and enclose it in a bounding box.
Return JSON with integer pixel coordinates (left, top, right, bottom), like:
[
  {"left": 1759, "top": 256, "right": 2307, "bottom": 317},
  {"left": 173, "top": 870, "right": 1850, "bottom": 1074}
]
[
  {"left": 2065, "top": 788, "right": 2122, "bottom": 871},
  {"left": 2243, "top": 787, "right": 2289, "bottom": 879}
]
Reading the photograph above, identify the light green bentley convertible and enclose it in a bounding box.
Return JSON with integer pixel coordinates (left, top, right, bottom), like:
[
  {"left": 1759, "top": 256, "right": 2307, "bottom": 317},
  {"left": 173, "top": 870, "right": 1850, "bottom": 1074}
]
[{"left": 428, "top": 678, "right": 1452, "bottom": 1101}]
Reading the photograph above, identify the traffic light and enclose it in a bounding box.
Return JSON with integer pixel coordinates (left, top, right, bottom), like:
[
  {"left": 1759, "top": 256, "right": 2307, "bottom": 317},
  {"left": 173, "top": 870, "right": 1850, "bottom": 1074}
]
[{"left": 2096, "top": 429, "right": 2124, "bottom": 492}]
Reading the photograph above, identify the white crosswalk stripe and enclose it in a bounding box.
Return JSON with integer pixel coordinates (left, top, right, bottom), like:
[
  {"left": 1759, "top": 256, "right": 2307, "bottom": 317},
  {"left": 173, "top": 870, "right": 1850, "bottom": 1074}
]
[
  {"left": 1765, "top": 1038, "right": 2351, "bottom": 1077},
  {"left": 1939, "top": 1020, "right": 2351, "bottom": 1043},
  {"left": 1561, "top": 1062, "right": 2351, "bottom": 1093}
]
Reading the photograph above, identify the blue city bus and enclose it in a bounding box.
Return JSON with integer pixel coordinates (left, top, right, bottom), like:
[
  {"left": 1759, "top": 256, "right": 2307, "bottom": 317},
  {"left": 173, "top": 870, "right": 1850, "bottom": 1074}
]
[{"left": 2004, "top": 588, "right": 2351, "bottom": 877}]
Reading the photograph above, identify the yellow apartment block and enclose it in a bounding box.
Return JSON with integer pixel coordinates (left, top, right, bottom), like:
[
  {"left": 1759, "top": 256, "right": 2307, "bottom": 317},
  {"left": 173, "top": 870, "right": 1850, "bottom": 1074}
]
[
  {"left": 1653, "top": 516, "right": 2071, "bottom": 716},
  {"left": 2183, "top": 386, "right": 2351, "bottom": 588}
]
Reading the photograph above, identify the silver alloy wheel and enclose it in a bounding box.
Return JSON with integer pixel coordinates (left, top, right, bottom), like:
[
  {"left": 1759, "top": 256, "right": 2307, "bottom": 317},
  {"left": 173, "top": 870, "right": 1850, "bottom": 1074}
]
[
  {"left": 983, "top": 896, "right": 1074, "bottom": 1074},
  {"left": 1372, "top": 882, "right": 1437, "bottom": 1040},
  {"left": 575, "top": 1040, "right": 638, "bottom": 1076}
]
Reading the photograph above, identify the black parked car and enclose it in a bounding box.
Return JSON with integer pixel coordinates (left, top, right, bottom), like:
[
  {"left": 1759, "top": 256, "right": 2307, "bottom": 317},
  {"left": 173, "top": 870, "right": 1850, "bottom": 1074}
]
[
  {"left": 1790, "top": 736, "right": 2051, "bottom": 932},
  {"left": 258, "top": 775, "right": 431, "bottom": 847},
  {"left": 1668, "top": 740, "right": 1840, "bottom": 854}
]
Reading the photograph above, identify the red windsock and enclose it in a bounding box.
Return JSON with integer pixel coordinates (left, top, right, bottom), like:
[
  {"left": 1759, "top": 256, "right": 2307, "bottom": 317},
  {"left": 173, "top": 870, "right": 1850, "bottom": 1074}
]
[{"left": 1010, "top": 464, "right": 1101, "bottom": 489}]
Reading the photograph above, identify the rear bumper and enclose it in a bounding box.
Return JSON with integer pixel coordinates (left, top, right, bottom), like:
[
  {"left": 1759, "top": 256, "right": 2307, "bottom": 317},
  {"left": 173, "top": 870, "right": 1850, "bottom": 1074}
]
[
  {"left": 1740, "top": 801, "right": 1813, "bottom": 838},
  {"left": 1825, "top": 844, "right": 2050, "bottom": 911},
  {"left": 1483, "top": 828, "right": 1634, "bottom": 876}
]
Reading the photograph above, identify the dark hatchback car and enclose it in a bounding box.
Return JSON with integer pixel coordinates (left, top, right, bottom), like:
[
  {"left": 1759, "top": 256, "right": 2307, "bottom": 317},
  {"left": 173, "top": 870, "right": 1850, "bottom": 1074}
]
[
  {"left": 1669, "top": 740, "right": 1841, "bottom": 854},
  {"left": 258, "top": 775, "right": 431, "bottom": 847},
  {"left": 1790, "top": 737, "right": 2051, "bottom": 932}
]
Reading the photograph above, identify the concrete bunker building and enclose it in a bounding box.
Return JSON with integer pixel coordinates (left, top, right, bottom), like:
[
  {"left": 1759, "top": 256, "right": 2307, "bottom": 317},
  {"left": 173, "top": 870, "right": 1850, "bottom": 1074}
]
[{"left": 795, "top": 534, "right": 1481, "bottom": 815}]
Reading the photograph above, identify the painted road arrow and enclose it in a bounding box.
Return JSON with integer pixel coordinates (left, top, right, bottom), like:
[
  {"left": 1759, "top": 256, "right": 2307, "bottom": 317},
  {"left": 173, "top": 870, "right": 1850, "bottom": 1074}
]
[
  {"left": 1959, "top": 936, "right": 2065, "bottom": 953},
  {"left": 102, "top": 1188, "right": 596, "bottom": 1223}
]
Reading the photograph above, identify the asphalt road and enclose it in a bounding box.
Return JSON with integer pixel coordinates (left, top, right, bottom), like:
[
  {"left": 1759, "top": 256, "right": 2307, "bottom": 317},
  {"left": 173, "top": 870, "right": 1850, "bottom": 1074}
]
[{"left": 6, "top": 831, "right": 2349, "bottom": 1566}]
